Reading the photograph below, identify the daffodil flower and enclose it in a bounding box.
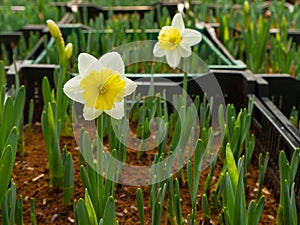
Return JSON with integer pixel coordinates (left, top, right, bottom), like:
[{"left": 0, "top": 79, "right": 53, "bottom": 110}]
[
  {"left": 153, "top": 13, "right": 202, "bottom": 68},
  {"left": 63, "top": 52, "right": 137, "bottom": 120}
]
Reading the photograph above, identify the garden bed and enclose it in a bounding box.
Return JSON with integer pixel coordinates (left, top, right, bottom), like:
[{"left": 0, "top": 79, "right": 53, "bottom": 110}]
[
  {"left": 11, "top": 122, "right": 278, "bottom": 224},
  {"left": 4, "top": 68, "right": 298, "bottom": 223}
]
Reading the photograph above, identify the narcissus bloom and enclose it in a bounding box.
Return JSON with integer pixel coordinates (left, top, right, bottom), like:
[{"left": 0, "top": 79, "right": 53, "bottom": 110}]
[
  {"left": 153, "top": 13, "right": 202, "bottom": 68},
  {"left": 63, "top": 52, "right": 137, "bottom": 120}
]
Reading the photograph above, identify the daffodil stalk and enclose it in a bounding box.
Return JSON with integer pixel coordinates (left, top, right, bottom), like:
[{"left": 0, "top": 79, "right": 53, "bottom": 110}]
[
  {"left": 203, "top": 149, "right": 218, "bottom": 195},
  {"left": 79, "top": 129, "right": 117, "bottom": 220},
  {"left": 201, "top": 193, "right": 210, "bottom": 222},
  {"left": 276, "top": 148, "right": 299, "bottom": 225},
  {"left": 63, "top": 151, "right": 74, "bottom": 205},
  {"left": 151, "top": 12, "right": 202, "bottom": 183},
  {"left": 222, "top": 144, "right": 265, "bottom": 225},
  {"left": 41, "top": 99, "right": 64, "bottom": 188},
  {"left": 138, "top": 178, "right": 167, "bottom": 225},
  {"left": 41, "top": 20, "right": 75, "bottom": 196},
  {"left": 1, "top": 179, "right": 36, "bottom": 225},
  {"left": 186, "top": 139, "right": 206, "bottom": 224},
  {"left": 189, "top": 124, "right": 213, "bottom": 223},
  {"left": 2, "top": 179, "right": 22, "bottom": 225},
  {"left": 74, "top": 190, "right": 117, "bottom": 225},
  {"left": 0, "top": 129, "right": 18, "bottom": 208},
  {"left": 41, "top": 77, "right": 74, "bottom": 199},
  {"left": 27, "top": 98, "right": 34, "bottom": 141},
  {"left": 46, "top": 19, "right": 73, "bottom": 135},
  {"left": 136, "top": 188, "right": 145, "bottom": 225},
  {"left": 166, "top": 177, "right": 184, "bottom": 225},
  {"left": 243, "top": 1, "right": 250, "bottom": 30},
  {"left": 220, "top": 97, "right": 254, "bottom": 163},
  {"left": 0, "top": 62, "right": 24, "bottom": 207},
  {"left": 256, "top": 152, "right": 269, "bottom": 201},
  {"left": 30, "top": 198, "right": 37, "bottom": 225},
  {"left": 211, "top": 98, "right": 258, "bottom": 221},
  {"left": 1, "top": 60, "right": 26, "bottom": 157},
  {"left": 62, "top": 52, "right": 137, "bottom": 200}
]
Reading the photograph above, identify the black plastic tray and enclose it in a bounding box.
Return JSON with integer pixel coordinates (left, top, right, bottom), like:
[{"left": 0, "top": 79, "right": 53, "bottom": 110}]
[
  {"left": 256, "top": 74, "right": 300, "bottom": 144},
  {"left": 6, "top": 67, "right": 254, "bottom": 123},
  {"left": 0, "top": 32, "right": 22, "bottom": 65},
  {"left": 52, "top": 1, "right": 179, "bottom": 22},
  {"left": 6, "top": 63, "right": 57, "bottom": 123},
  {"left": 252, "top": 96, "right": 300, "bottom": 222}
]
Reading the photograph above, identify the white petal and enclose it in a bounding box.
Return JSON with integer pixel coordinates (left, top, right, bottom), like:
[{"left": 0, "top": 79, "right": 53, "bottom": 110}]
[
  {"left": 153, "top": 42, "right": 165, "bottom": 57},
  {"left": 105, "top": 101, "right": 124, "bottom": 119},
  {"left": 83, "top": 106, "right": 103, "bottom": 120},
  {"left": 165, "top": 51, "right": 181, "bottom": 68},
  {"left": 181, "top": 29, "right": 202, "bottom": 46},
  {"left": 123, "top": 77, "right": 137, "bottom": 96},
  {"left": 178, "top": 43, "right": 192, "bottom": 57},
  {"left": 99, "top": 52, "right": 125, "bottom": 76},
  {"left": 78, "top": 53, "right": 97, "bottom": 77},
  {"left": 171, "top": 13, "right": 185, "bottom": 32},
  {"left": 63, "top": 75, "right": 85, "bottom": 103}
]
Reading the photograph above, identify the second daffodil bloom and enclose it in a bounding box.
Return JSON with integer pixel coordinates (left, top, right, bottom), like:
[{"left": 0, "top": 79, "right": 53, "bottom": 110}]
[
  {"left": 153, "top": 13, "right": 202, "bottom": 68},
  {"left": 63, "top": 52, "right": 137, "bottom": 120}
]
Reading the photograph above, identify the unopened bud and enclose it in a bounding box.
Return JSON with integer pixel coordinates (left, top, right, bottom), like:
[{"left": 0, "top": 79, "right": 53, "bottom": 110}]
[
  {"left": 276, "top": 32, "right": 281, "bottom": 42},
  {"left": 282, "top": 16, "right": 287, "bottom": 30},
  {"left": 65, "top": 43, "right": 73, "bottom": 60},
  {"left": 47, "top": 19, "right": 62, "bottom": 39},
  {"left": 243, "top": 1, "right": 250, "bottom": 15},
  {"left": 249, "top": 22, "right": 254, "bottom": 33}
]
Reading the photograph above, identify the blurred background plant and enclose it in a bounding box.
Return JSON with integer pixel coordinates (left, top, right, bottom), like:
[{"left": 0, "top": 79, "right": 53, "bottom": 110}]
[
  {"left": 0, "top": 32, "right": 40, "bottom": 66},
  {"left": 0, "top": 0, "right": 66, "bottom": 32},
  {"left": 215, "top": 0, "right": 300, "bottom": 79}
]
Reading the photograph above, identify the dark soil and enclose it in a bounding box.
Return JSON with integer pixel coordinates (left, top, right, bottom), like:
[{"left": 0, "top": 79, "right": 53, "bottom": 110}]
[{"left": 9, "top": 124, "right": 278, "bottom": 224}]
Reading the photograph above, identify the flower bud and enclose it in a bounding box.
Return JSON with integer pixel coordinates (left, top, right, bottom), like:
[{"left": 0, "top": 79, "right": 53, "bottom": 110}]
[
  {"left": 65, "top": 43, "right": 73, "bottom": 60},
  {"left": 276, "top": 32, "right": 281, "bottom": 42},
  {"left": 282, "top": 16, "right": 287, "bottom": 31},
  {"left": 46, "top": 19, "right": 62, "bottom": 39},
  {"left": 243, "top": 1, "right": 250, "bottom": 15}
]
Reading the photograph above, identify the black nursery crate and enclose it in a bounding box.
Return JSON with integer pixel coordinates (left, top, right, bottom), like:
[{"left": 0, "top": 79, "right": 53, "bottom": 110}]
[
  {"left": 0, "top": 32, "right": 22, "bottom": 65},
  {"left": 17, "top": 25, "right": 46, "bottom": 43},
  {"left": 129, "top": 69, "right": 255, "bottom": 110},
  {"left": 6, "top": 64, "right": 255, "bottom": 123},
  {"left": 6, "top": 63, "right": 57, "bottom": 123},
  {"left": 253, "top": 73, "right": 300, "bottom": 221},
  {"left": 68, "top": 1, "right": 180, "bottom": 25},
  {"left": 0, "top": 29, "right": 50, "bottom": 67},
  {"left": 256, "top": 74, "right": 300, "bottom": 144},
  {"left": 0, "top": 9, "right": 75, "bottom": 67},
  {"left": 74, "top": 2, "right": 156, "bottom": 22},
  {"left": 252, "top": 96, "right": 300, "bottom": 222}
]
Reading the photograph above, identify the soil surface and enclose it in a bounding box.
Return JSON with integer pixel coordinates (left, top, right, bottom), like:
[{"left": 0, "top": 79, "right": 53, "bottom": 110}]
[{"left": 8, "top": 124, "right": 278, "bottom": 224}]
